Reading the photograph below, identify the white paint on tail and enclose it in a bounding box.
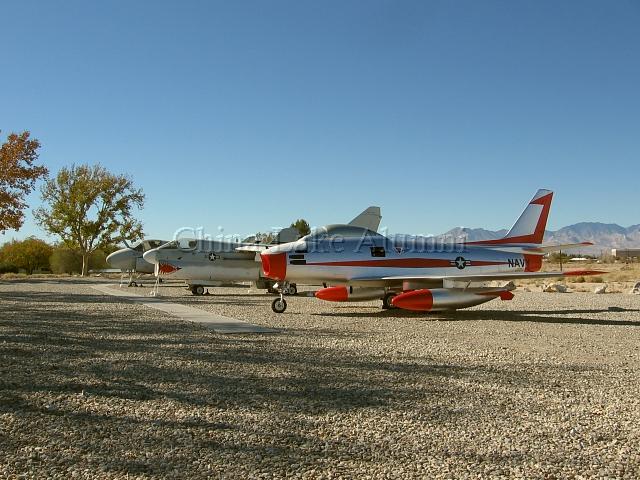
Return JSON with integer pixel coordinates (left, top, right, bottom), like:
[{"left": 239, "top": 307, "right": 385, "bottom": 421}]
[{"left": 503, "top": 189, "right": 553, "bottom": 243}]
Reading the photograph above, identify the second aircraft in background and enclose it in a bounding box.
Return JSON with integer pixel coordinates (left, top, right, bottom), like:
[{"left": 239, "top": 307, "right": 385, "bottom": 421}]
[{"left": 142, "top": 206, "right": 382, "bottom": 296}]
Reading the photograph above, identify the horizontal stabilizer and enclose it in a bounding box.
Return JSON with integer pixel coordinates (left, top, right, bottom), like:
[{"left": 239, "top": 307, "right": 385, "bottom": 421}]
[{"left": 522, "top": 242, "right": 594, "bottom": 254}]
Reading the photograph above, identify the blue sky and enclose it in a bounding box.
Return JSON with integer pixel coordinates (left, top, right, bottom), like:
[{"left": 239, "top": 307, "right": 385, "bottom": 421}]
[{"left": 2, "top": 0, "right": 638, "bottom": 242}]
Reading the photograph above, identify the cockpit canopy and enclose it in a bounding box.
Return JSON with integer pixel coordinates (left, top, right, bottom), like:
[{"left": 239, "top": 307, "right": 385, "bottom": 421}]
[
  {"left": 142, "top": 239, "right": 165, "bottom": 251},
  {"left": 131, "top": 239, "right": 167, "bottom": 252},
  {"left": 157, "top": 239, "right": 195, "bottom": 250}
]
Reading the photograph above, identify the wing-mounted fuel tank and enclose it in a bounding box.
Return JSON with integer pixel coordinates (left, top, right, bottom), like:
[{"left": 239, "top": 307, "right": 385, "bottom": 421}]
[
  {"left": 391, "top": 288, "right": 514, "bottom": 312},
  {"left": 315, "top": 286, "right": 387, "bottom": 302}
]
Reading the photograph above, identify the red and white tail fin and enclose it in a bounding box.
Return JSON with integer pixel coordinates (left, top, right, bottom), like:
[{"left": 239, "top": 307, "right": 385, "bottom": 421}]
[
  {"left": 469, "top": 189, "right": 553, "bottom": 245},
  {"left": 502, "top": 189, "right": 553, "bottom": 244}
]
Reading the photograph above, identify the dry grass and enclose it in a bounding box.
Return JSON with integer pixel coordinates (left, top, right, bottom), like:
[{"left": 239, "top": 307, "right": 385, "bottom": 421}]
[
  {"left": 517, "top": 260, "right": 640, "bottom": 293},
  {"left": 0, "top": 272, "right": 123, "bottom": 280}
]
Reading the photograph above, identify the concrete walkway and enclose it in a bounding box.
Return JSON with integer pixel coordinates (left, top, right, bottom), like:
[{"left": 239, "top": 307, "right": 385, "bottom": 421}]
[{"left": 92, "top": 284, "right": 276, "bottom": 334}]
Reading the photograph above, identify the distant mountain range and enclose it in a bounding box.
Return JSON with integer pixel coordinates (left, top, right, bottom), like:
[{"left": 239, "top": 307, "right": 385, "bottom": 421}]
[{"left": 438, "top": 223, "right": 640, "bottom": 254}]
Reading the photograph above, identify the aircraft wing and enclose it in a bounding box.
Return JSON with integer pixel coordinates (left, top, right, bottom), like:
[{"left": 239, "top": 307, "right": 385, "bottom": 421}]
[
  {"left": 379, "top": 269, "right": 604, "bottom": 283},
  {"left": 348, "top": 206, "right": 381, "bottom": 232}
]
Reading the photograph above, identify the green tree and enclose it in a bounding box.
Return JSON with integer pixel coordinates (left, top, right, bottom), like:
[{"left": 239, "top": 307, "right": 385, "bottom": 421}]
[
  {"left": 0, "top": 237, "right": 53, "bottom": 274},
  {"left": 49, "top": 246, "right": 83, "bottom": 274},
  {"left": 0, "top": 131, "right": 48, "bottom": 232},
  {"left": 548, "top": 252, "right": 572, "bottom": 264},
  {"left": 89, "top": 245, "right": 120, "bottom": 270},
  {"left": 290, "top": 218, "right": 311, "bottom": 236},
  {"left": 48, "top": 245, "right": 116, "bottom": 274},
  {"left": 254, "top": 232, "right": 275, "bottom": 244},
  {"left": 34, "top": 164, "right": 144, "bottom": 276}
]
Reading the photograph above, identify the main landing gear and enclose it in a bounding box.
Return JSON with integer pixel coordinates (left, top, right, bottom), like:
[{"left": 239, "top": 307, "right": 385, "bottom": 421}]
[
  {"left": 191, "top": 285, "right": 206, "bottom": 296},
  {"left": 120, "top": 271, "right": 141, "bottom": 288},
  {"left": 382, "top": 292, "right": 397, "bottom": 310}
]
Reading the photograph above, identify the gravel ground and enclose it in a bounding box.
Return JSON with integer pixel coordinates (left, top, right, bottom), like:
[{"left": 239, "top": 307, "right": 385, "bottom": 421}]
[{"left": 1, "top": 279, "right": 639, "bottom": 479}]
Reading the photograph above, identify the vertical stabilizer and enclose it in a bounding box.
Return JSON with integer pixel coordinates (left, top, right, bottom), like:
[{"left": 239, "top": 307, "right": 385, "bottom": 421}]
[
  {"left": 468, "top": 189, "right": 553, "bottom": 245},
  {"left": 348, "top": 206, "right": 382, "bottom": 232}
]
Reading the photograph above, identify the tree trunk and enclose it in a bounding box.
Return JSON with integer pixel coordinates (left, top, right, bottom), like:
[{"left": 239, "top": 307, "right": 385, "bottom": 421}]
[{"left": 81, "top": 252, "right": 89, "bottom": 277}]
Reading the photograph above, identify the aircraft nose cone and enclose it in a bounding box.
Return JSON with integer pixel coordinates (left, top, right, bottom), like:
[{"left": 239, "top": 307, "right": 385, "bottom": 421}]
[
  {"left": 106, "top": 250, "right": 136, "bottom": 270},
  {"left": 142, "top": 248, "right": 158, "bottom": 265},
  {"left": 106, "top": 251, "right": 117, "bottom": 265}
]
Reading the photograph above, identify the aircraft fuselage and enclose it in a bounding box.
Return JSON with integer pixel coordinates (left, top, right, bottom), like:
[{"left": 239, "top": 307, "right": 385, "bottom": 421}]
[{"left": 262, "top": 234, "right": 538, "bottom": 287}]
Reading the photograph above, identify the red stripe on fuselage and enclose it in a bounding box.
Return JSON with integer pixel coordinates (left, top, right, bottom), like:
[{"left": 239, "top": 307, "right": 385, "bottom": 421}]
[{"left": 303, "top": 258, "right": 509, "bottom": 268}]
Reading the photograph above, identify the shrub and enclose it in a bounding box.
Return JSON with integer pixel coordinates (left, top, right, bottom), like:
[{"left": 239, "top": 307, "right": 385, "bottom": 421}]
[
  {"left": 599, "top": 254, "right": 616, "bottom": 264},
  {"left": 0, "top": 237, "right": 53, "bottom": 274},
  {"left": 548, "top": 252, "right": 572, "bottom": 263},
  {"left": 88, "top": 249, "right": 111, "bottom": 270},
  {"left": 0, "top": 263, "right": 18, "bottom": 274},
  {"left": 49, "top": 246, "right": 115, "bottom": 274}
]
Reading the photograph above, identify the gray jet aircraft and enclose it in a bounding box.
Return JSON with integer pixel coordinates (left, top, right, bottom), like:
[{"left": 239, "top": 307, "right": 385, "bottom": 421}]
[
  {"left": 142, "top": 207, "right": 382, "bottom": 296},
  {"left": 106, "top": 239, "right": 167, "bottom": 286}
]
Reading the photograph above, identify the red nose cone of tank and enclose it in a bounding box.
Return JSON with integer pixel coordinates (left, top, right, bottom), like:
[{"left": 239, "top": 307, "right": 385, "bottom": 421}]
[
  {"left": 315, "top": 286, "right": 349, "bottom": 302},
  {"left": 391, "top": 289, "right": 434, "bottom": 311},
  {"left": 261, "top": 252, "right": 287, "bottom": 281}
]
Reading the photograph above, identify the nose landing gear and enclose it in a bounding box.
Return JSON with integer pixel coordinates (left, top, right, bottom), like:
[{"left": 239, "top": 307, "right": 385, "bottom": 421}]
[
  {"left": 271, "top": 281, "right": 295, "bottom": 313},
  {"left": 271, "top": 297, "right": 287, "bottom": 313}
]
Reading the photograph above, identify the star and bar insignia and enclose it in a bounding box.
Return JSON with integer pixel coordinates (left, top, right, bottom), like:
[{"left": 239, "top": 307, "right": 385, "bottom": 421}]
[{"left": 451, "top": 256, "right": 471, "bottom": 269}]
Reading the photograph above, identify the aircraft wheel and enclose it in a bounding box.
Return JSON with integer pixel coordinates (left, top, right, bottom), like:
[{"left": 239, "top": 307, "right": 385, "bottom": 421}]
[
  {"left": 193, "top": 285, "right": 205, "bottom": 296},
  {"left": 382, "top": 292, "right": 397, "bottom": 310},
  {"left": 284, "top": 284, "right": 297, "bottom": 296},
  {"left": 272, "top": 298, "right": 287, "bottom": 313}
]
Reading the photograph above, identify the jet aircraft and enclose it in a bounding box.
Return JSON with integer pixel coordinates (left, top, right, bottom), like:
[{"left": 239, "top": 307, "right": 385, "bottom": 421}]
[
  {"left": 260, "top": 190, "right": 602, "bottom": 313},
  {"left": 106, "top": 239, "right": 167, "bottom": 286},
  {"left": 142, "top": 207, "right": 382, "bottom": 296}
]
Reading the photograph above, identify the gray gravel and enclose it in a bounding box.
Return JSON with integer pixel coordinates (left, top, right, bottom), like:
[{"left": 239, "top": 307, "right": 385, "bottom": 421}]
[{"left": 1, "top": 279, "right": 639, "bottom": 479}]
